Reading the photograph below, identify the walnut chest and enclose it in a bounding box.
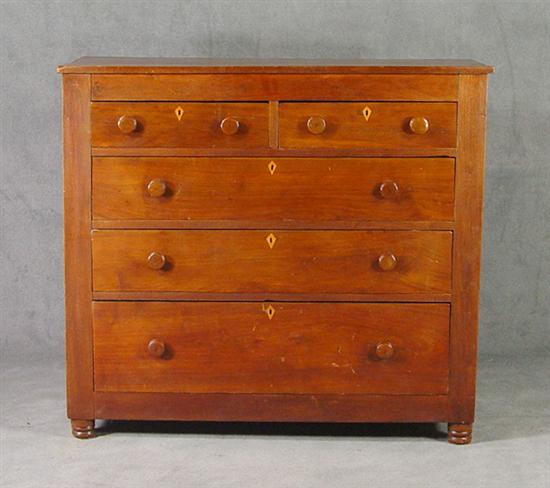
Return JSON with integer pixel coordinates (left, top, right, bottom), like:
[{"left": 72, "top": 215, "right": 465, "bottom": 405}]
[{"left": 58, "top": 57, "right": 493, "bottom": 443}]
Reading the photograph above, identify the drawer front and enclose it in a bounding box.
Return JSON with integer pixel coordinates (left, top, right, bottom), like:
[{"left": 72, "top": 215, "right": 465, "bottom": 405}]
[
  {"left": 91, "top": 74, "right": 458, "bottom": 101},
  {"left": 279, "top": 102, "right": 456, "bottom": 149},
  {"left": 93, "top": 302, "right": 450, "bottom": 394},
  {"left": 92, "top": 230, "right": 452, "bottom": 293},
  {"left": 91, "top": 102, "right": 269, "bottom": 148},
  {"left": 92, "top": 157, "right": 455, "bottom": 222}
]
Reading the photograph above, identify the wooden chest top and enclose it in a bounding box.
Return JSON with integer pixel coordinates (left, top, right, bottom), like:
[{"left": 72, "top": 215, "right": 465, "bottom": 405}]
[{"left": 58, "top": 57, "right": 493, "bottom": 74}]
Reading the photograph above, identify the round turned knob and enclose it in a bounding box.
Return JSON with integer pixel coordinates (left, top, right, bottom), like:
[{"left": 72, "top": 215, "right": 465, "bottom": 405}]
[
  {"left": 377, "top": 253, "right": 398, "bottom": 271},
  {"left": 147, "top": 339, "right": 165, "bottom": 358},
  {"left": 375, "top": 341, "right": 394, "bottom": 360},
  {"left": 408, "top": 116, "right": 429, "bottom": 135},
  {"left": 306, "top": 116, "right": 327, "bottom": 135},
  {"left": 378, "top": 181, "right": 400, "bottom": 199},
  {"left": 147, "top": 251, "right": 166, "bottom": 270},
  {"left": 117, "top": 115, "right": 137, "bottom": 134},
  {"left": 147, "top": 178, "right": 167, "bottom": 197},
  {"left": 220, "top": 117, "right": 240, "bottom": 135}
]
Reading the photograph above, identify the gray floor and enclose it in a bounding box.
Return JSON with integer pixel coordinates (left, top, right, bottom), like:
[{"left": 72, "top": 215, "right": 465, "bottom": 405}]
[{"left": 1, "top": 355, "right": 549, "bottom": 487}]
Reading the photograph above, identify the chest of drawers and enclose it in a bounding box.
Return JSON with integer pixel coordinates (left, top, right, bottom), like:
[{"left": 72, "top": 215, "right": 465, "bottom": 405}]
[{"left": 58, "top": 57, "right": 492, "bottom": 443}]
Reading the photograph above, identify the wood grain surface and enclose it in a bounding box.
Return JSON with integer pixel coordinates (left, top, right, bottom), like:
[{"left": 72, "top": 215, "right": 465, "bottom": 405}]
[
  {"left": 94, "top": 392, "right": 450, "bottom": 423},
  {"left": 91, "top": 102, "right": 269, "bottom": 148},
  {"left": 58, "top": 56, "right": 494, "bottom": 74},
  {"left": 62, "top": 75, "right": 94, "bottom": 420},
  {"left": 448, "top": 75, "right": 489, "bottom": 425},
  {"left": 60, "top": 60, "right": 491, "bottom": 440},
  {"left": 91, "top": 73, "right": 458, "bottom": 101},
  {"left": 91, "top": 230, "right": 453, "bottom": 294},
  {"left": 92, "top": 157, "right": 455, "bottom": 223},
  {"left": 280, "top": 102, "right": 456, "bottom": 149},
  {"left": 93, "top": 302, "right": 450, "bottom": 394}
]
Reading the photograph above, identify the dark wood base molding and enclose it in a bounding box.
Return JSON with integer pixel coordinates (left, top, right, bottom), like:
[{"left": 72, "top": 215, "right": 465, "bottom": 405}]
[{"left": 94, "top": 392, "right": 448, "bottom": 423}]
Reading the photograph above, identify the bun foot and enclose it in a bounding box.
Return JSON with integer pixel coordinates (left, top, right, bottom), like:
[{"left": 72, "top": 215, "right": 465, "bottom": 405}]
[
  {"left": 71, "top": 419, "right": 95, "bottom": 439},
  {"left": 448, "top": 423, "right": 472, "bottom": 444}
]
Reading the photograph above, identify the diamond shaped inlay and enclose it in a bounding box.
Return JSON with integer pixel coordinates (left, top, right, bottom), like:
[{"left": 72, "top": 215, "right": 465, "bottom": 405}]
[
  {"left": 362, "top": 105, "right": 372, "bottom": 123},
  {"left": 266, "top": 233, "right": 277, "bottom": 249},
  {"left": 268, "top": 161, "right": 277, "bottom": 175},
  {"left": 175, "top": 106, "right": 184, "bottom": 121},
  {"left": 262, "top": 305, "right": 275, "bottom": 320}
]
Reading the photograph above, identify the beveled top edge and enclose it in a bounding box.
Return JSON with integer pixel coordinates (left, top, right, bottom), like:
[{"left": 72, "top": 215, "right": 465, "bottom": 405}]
[{"left": 57, "top": 57, "right": 494, "bottom": 74}]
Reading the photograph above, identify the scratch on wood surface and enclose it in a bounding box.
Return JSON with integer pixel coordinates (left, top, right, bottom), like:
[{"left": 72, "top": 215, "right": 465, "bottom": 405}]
[{"left": 331, "top": 362, "right": 357, "bottom": 374}]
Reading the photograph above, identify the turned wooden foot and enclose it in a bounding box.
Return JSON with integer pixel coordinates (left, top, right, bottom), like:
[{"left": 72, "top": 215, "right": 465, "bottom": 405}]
[
  {"left": 448, "top": 423, "right": 472, "bottom": 444},
  {"left": 71, "top": 419, "right": 95, "bottom": 439}
]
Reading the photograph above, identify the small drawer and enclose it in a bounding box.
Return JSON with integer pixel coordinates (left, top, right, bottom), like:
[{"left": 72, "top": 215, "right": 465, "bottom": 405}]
[
  {"left": 91, "top": 102, "right": 269, "bottom": 148},
  {"left": 93, "top": 301, "right": 450, "bottom": 394},
  {"left": 279, "top": 102, "right": 456, "bottom": 149},
  {"left": 92, "top": 157, "right": 455, "bottom": 223},
  {"left": 92, "top": 230, "right": 452, "bottom": 294}
]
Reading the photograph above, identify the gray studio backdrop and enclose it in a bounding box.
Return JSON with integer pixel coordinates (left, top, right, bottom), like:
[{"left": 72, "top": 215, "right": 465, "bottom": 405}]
[{"left": 1, "top": 0, "right": 549, "bottom": 360}]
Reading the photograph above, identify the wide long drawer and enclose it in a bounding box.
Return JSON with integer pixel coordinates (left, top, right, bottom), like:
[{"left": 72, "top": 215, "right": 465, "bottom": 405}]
[
  {"left": 92, "top": 157, "right": 455, "bottom": 223},
  {"left": 91, "top": 74, "right": 459, "bottom": 101},
  {"left": 91, "top": 230, "right": 452, "bottom": 293},
  {"left": 93, "top": 302, "right": 450, "bottom": 394},
  {"left": 91, "top": 102, "right": 269, "bottom": 148}
]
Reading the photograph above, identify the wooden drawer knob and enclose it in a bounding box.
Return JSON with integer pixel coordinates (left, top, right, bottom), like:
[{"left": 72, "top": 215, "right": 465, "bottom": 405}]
[
  {"left": 307, "top": 116, "right": 327, "bottom": 135},
  {"left": 377, "top": 253, "right": 397, "bottom": 271},
  {"left": 408, "top": 116, "right": 429, "bottom": 134},
  {"left": 147, "top": 339, "right": 166, "bottom": 358},
  {"left": 378, "top": 181, "right": 400, "bottom": 199},
  {"left": 147, "top": 251, "right": 166, "bottom": 270},
  {"left": 117, "top": 115, "right": 137, "bottom": 134},
  {"left": 375, "top": 341, "right": 394, "bottom": 360},
  {"left": 220, "top": 117, "right": 240, "bottom": 135},
  {"left": 147, "top": 178, "right": 167, "bottom": 197}
]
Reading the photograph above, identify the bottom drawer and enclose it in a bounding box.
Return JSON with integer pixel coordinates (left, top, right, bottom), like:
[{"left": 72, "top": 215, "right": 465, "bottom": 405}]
[{"left": 93, "top": 302, "right": 449, "bottom": 395}]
